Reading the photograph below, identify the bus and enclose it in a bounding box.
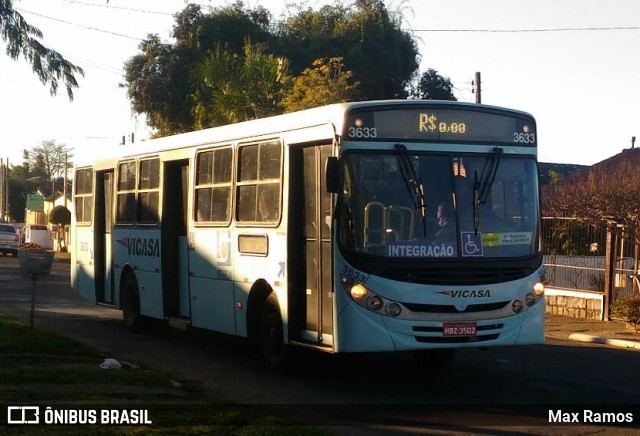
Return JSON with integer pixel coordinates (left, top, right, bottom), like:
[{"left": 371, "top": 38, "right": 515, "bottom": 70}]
[{"left": 71, "top": 100, "right": 544, "bottom": 369}]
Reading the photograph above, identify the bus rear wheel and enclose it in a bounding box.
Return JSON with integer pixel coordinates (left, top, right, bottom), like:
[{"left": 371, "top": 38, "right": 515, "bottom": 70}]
[
  {"left": 259, "top": 295, "right": 290, "bottom": 371},
  {"left": 122, "top": 273, "right": 144, "bottom": 333}
]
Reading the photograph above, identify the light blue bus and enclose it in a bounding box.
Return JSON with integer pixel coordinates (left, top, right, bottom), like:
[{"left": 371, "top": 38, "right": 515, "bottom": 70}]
[{"left": 71, "top": 100, "right": 544, "bottom": 369}]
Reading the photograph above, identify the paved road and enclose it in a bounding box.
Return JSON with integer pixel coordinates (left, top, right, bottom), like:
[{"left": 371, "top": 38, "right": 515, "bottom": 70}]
[{"left": 1, "top": 255, "right": 639, "bottom": 434}]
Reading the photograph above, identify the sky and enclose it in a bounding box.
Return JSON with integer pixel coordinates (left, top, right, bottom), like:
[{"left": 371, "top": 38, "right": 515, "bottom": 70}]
[{"left": 0, "top": 0, "right": 639, "bottom": 167}]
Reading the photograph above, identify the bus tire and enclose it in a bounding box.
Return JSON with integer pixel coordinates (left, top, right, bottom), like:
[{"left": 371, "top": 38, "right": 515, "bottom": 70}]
[
  {"left": 122, "top": 273, "right": 144, "bottom": 333},
  {"left": 259, "top": 294, "right": 290, "bottom": 371},
  {"left": 412, "top": 349, "right": 455, "bottom": 369}
]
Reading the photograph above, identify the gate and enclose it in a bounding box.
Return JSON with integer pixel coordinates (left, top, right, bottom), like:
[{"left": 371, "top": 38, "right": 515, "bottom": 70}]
[{"left": 542, "top": 217, "right": 638, "bottom": 316}]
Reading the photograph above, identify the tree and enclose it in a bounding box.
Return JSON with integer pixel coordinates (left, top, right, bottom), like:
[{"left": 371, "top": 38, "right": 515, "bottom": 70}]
[
  {"left": 0, "top": 0, "right": 84, "bottom": 99},
  {"left": 7, "top": 141, "right": 72, "bottom": 222},
  {"left": 123, "top": 35, "right": 194, "bottom": 136},
  {"left": 282, "top": 57, "right": 359, "bottom": 112},
  {"left": 277, "top": 0, "right": 419, "bottom": 100},
  {"left": 123, "top": 2, "right": 421, "bottom": 135},
  {"left": 123, "top": 3, "right": 274, "bottom": 134},
  {"left": 542, "top": 150, "right": 640, "bottom": 249},
  {"left": 27, "top": 140, "right": 73, "bottom": 193},
  {"left": 173, "top": 2, "right": 272, "bottom": 52},
  {"left": 411, "top": 68, "right": 457, "bottom": 101},
  {"left": 190, "top": 40, "right": 290, "bottom": 127},
  {"left": 6, "top": 150, "right": 32, "bottom": 222},
  {"left": 48, "top": 205, "right": 70, "bottom": 252}
]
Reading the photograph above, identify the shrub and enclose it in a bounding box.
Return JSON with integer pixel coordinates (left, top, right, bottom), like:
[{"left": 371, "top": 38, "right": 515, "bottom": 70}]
[
  {"left": 611, "top": 295, "right": 640, "bottom": 332},
  {"left": 48, "top": 205, "right": 71, "bottom": 252}
]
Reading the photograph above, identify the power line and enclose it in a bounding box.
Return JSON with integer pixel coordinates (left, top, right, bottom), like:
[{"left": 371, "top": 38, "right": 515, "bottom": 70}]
[
  {"left": 53, "top": 1, "right": 640, "bottom": 34},
  {"left": 18, "top": 5, "right": 640, "bottom": 42},
  {"left": 17, "top": 8, "right": 145, "bottom": 41},
  {"left": 63, "top": 54, "right": 123, "bottom": 76},
  {"left": 414, "top": 26, "right": 640, "bottom": 33},
  {"left": 61, "top": 0, "right": 174, "bottom": 16}
]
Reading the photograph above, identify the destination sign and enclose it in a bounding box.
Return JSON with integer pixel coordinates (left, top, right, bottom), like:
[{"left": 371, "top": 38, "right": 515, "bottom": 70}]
[{"left": 344, "top": 107, "right": 536, "bottom": 146}]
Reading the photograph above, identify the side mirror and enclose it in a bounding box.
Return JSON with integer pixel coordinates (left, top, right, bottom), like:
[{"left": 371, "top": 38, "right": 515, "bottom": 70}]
[{"left": 325, "top": 156, "right": 340, "bottom": 194}]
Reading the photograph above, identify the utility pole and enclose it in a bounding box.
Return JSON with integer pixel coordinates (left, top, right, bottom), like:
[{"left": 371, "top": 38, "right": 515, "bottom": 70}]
[
  {"left": 63, "top": 153, "right": 68, "bottom": 209},
  {"left": 4, "top": 158, "right": 8, "bottom": 222},
  {"left": 473, "top": 72, "right": 482, "bottom": 104},
  {"left": 0, "top": 158, "right": 9, "bottom": 222},
  {"left": 0, "top": 158, "right": 4, "bottom": 221}
]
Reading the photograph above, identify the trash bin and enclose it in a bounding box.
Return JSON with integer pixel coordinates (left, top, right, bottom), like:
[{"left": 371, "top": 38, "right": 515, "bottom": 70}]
[
  {"left": 18, "top": 249, "right": 54, "bottom": 280},
  {"left": 18, "top": 249, "right": 55, "bottom": 328}
]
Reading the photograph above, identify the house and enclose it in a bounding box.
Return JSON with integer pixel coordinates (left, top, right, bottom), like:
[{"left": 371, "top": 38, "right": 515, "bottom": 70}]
[
  {"left": 24, "top": 189, "right": 73, "bottom": 251},
  {"left": 541, "top": 147, "right": 640, "bottom": 320},
  {"left": 538, "top": 162, "right": 588, "bottom": 185}
]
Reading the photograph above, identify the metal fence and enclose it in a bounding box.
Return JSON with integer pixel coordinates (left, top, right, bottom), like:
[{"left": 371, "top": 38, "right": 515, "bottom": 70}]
[{"left": 542, "top": 217, "right": 637, "bottom": 300}]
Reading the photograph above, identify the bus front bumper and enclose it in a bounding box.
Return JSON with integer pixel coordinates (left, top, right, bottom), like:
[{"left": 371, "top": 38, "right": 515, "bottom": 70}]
[{"left": 335, "top": 299, "right": 545, "bottom": 353}]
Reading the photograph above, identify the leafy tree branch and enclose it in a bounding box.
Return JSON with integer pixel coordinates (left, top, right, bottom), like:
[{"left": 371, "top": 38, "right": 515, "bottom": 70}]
[{"left": 0, "top": 0, "right": 84, "bottom": 100}]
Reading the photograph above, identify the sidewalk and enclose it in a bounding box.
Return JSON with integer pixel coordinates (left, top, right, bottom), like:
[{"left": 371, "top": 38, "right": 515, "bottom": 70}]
[
  {"left": 53, "top": 251, "right": 71, "bottom": 263},
  {"left": 546, "top": 313, "right": 640, "bottom": 351}
]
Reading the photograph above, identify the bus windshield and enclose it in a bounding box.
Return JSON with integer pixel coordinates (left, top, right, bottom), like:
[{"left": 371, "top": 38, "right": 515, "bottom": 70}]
[{"left": 338, "top": 150, "right": 539, "bottom": 259}]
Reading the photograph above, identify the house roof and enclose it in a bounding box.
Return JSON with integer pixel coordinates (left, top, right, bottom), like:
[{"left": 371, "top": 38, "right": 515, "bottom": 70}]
[
  {"left": 538, "top": 162, "right": 588, "bottom": 185},
  {"left": 590, "top": 147, "right": 640, "bottom": 171}
]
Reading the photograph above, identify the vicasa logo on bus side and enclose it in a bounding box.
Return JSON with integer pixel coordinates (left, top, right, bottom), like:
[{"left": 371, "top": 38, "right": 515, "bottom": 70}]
[
  {"left": 437, "top": 289, "right": 491, "bottom": 298},
  {"left": 116, "top": 237, "right": 160, "bottom": 258}
]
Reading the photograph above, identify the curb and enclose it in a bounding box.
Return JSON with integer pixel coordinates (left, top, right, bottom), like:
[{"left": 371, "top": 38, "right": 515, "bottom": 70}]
[{"left": 568, "top": 333, "right": 640, "bottom": 351}]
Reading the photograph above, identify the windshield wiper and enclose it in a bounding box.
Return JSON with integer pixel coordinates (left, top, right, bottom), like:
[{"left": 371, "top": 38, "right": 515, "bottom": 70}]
[
  {"left": 478, "top": 147, "right": 503, "bottom": 204},
  {"left": 472, "top": 147, "right": 503, "bottom": 234},
  {"left": 394, "top": 143, "right": 427, "bottom": 236}
]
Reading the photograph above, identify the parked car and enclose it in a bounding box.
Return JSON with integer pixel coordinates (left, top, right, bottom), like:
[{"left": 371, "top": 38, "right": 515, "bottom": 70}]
[
  {"left": 21, "top": 224, "right": 53, "bottom": 249},
  {"left": 0, "top": 223, "right": 19, "bottom": 257}
]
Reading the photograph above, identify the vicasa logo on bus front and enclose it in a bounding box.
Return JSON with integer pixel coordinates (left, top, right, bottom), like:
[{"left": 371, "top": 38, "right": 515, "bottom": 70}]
[
  {"left": 437, "top": 289, "right": 491, "bottom": 298},
  {"left": 116, "top": 237, "right": 160, "bottom": 258}
]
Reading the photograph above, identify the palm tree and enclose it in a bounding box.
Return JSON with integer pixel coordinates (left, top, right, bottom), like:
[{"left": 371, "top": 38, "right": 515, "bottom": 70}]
[{"left": 190, "top": 41, "right": 290, "bottom": 127}]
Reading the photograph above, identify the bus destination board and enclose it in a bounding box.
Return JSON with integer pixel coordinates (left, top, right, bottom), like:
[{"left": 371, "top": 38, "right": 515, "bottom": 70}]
[{"left": 345, "top": 107, "right": 536, "bottom": 146}]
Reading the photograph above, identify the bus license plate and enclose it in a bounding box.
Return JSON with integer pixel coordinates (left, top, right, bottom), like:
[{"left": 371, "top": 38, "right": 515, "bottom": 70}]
[{"left": 443, "top": 322, "right": 477, "bottom": 337}]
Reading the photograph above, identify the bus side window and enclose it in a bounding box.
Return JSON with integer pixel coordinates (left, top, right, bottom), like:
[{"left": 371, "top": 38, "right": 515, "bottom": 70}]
[
  {"left": 195, "top": 147, "right": 232, "bottom": 224},
  {"left": 75, "top": 168, "right": 93, "bottom": 224},
  {"left": 116, "top": 161, "right": 136, "bottom": 224},
  {"left": 137, "top": 158, "right": 160, "bottom": 224},
  {"left": 258, "top": 185, "right": 279, "bottom": 222},
  {"left": 237, "top": 140, "right": 282, "bottom": 224},
  {"left": 195, "top": 189, "right": 212, "bottom": 222}
]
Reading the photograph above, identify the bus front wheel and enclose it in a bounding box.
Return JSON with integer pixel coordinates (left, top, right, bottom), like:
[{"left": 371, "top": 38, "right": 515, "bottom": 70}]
[
  {"left": 259, "top": 294, "right": 290, "bottom": 371},
  {"left": 122, "top": 273, "right": 144, "bottom": 333}
]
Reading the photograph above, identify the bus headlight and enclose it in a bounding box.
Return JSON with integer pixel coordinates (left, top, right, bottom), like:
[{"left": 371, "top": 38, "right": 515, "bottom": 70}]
[
  {"left": 533, "top": 282, "right": 545, "bottom": 296},
  {"left": 512, "top": 300, "right": 523, "bottom": 313},
  {"left": 367, "top": 296, "right": 384, "bottom": 311},
  {"left": 386, "top": 303, "right": 402, "bottom": 317},
  {"left": 350, "top": 284, "right": 368, "bottom": 301},
  {"left": 525, "top": 293, "right": 536, "bottom": 306},
  {"left": 340, "top": 271, "right": 406, "bottom": 318}
]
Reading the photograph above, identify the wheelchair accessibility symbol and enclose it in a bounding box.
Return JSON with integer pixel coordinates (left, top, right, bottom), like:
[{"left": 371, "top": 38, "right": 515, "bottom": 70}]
[{"left": 461, "top": 232, "right": 484, "bottom": 257}]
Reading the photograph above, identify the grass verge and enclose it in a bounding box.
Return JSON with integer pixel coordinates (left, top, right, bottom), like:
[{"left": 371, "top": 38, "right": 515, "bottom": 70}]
[{"left": 0, "top": 317, "right": 324, "bottom": 435}]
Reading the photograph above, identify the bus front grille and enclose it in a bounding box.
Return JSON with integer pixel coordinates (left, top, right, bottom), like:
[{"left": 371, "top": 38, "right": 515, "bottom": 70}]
[
  {"left": 404, "top": 301, "right": 510, "bottom": 314},
  {"left": 383, "top": 267, "right": 532, "bottom": 285},
  {"left": 414, "top": 334, "right": 500, "bottom": 344}
]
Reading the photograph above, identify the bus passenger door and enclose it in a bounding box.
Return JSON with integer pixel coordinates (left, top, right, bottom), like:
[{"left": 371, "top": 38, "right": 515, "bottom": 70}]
[
  {"left": 94, "top": 170, "right": 114, "bottom": 304},
  {"left": 162, "top": 160, "right": 190, "bottom": 319},
  {"left": 300, "top": 144, "right": 334, "bottom": 346}
]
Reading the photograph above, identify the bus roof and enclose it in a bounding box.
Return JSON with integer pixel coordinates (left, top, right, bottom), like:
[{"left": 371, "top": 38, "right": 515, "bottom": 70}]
[{"left": 78, "top": 100, "right": 535, "bottom": 166}]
